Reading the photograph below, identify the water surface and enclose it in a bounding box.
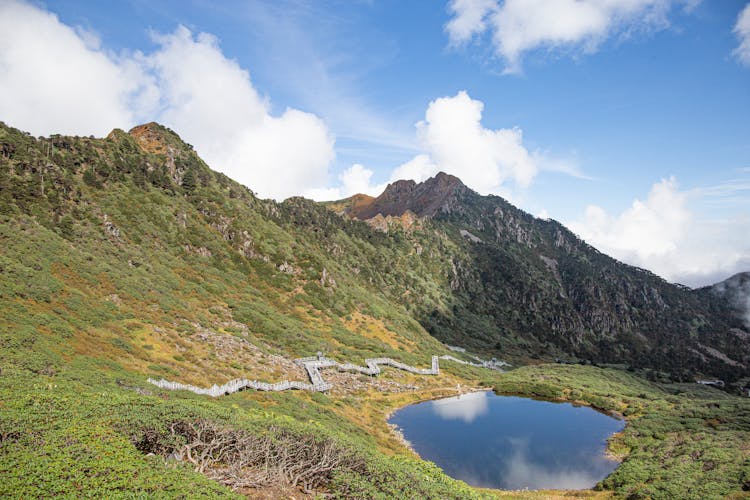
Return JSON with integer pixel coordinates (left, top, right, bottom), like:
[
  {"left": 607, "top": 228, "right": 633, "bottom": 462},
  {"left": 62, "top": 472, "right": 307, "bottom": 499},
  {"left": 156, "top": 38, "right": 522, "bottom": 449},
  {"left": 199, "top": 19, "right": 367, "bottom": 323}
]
[{"left": 389, "top": 391, "right": 624, "bottom": 490}]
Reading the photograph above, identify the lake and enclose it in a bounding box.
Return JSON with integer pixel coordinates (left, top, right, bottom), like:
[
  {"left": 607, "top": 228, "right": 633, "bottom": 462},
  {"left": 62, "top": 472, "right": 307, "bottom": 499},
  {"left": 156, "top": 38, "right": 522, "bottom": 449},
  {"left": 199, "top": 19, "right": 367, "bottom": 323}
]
[{"left": 388, "top": 391, "right": 625, "bottom": 490}]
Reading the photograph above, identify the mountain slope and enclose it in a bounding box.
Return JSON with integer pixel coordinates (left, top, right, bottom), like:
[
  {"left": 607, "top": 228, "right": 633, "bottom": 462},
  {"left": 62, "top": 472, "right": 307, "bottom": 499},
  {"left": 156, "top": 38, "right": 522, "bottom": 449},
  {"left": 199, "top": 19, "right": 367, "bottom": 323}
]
[
  {"left": 0, "top": 121, "right": 495, "bottom": 497},
  {"left": 2, "top": 121, "right": 750, "bottom": 498},
  {"left": 1, "top": 120, "right": 747, "bottom": 383},
  {"left": 333, "top": 173, "right": 750, "bottom": 382}
]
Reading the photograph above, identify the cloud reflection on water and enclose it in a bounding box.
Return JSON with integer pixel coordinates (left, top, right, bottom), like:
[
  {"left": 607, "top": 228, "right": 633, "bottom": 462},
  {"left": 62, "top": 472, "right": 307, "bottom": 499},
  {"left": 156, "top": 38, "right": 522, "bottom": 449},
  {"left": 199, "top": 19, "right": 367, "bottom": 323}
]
[
  {"left": 499, "top": 437, "right": 607, "bottom": 490},
  {"left": 397, "top": 393, "right": 623, "bottom": 490},
  {"left": 431, "top": 391, "right": 489, "bottom": 423}
]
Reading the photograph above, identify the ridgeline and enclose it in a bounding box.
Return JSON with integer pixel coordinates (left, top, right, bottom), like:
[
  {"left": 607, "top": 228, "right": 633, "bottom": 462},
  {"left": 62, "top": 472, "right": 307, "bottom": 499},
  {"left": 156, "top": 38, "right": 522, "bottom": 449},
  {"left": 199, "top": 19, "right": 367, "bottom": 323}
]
[{"left": 1, "top": 121, "right": 749, "bottom": 498}]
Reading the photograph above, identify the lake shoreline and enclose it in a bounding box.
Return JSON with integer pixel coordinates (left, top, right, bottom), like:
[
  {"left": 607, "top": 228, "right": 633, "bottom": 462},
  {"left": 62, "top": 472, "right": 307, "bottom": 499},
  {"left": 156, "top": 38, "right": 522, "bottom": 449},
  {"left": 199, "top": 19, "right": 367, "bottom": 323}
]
[
  {"left": 385, "top": 388, "right": 492, "bottom": 456},
  {"left": 388, "top": 391, "right": 626, "bottom": 491}
]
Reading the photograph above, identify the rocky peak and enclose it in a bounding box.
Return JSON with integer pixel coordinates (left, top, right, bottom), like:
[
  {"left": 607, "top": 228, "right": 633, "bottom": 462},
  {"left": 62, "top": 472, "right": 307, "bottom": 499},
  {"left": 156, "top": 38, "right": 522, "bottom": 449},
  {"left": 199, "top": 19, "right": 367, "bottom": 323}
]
[
  {"left": 123, "top": 122, "right": 204, "bottom": 185},
  {"left": 128, "top": 122, "right": 187, "bottom": 156},
  {"left": 426, "top": 171, "right": 465, "bottom": 191},
  {"left": 348, "top": 172, "right": 472, "bottom": 220}
]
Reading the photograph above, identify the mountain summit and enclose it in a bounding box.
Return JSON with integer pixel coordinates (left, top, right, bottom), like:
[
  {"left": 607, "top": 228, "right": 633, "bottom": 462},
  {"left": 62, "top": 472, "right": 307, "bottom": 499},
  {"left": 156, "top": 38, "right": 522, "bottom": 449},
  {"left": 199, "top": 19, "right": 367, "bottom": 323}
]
[
  {"left": 347, "top": 172, "right": 471, "bottom": 219},
  {"left": 335, "top": 171, "right": 750, "bottom": 381}
]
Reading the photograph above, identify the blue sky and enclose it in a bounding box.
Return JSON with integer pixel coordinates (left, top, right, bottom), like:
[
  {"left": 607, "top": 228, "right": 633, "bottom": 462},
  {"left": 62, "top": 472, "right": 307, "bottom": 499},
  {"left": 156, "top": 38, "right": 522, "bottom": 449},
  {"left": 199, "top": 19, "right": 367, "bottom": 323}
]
[{"left": 0, "top": 0, "right": 749, "bottom": 285}]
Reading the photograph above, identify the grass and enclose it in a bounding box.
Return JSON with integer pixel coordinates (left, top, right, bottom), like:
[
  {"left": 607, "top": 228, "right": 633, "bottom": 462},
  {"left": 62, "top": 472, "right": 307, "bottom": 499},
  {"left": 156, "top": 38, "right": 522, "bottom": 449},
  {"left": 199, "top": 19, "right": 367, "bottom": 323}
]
[
  {"left": 1, "top": 122, "right": 749, "bottom": 498},
  {"left": 484, "top": 365, "right": 750, "bottom": 499}
]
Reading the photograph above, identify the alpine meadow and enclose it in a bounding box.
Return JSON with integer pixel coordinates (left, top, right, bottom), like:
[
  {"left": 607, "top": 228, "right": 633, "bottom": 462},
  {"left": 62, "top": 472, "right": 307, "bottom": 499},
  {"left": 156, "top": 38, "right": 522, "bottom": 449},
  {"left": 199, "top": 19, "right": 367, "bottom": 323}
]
[{"left": 1, "top": 1, "right": 750, "bottom": 499}]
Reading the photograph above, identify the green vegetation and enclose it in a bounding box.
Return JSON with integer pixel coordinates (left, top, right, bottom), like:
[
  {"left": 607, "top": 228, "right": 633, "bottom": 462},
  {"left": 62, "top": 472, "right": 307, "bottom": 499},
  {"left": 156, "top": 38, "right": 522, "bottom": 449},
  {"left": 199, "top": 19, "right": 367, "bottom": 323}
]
[
  {"left": 485, "top": 364, "right": 750, "bottom": 499},
  {"left": 0, "top": 366, "right": 483, "bottom": 498},
  {"left": 1, "top": 121, "right": 748, "bottom": 498}
]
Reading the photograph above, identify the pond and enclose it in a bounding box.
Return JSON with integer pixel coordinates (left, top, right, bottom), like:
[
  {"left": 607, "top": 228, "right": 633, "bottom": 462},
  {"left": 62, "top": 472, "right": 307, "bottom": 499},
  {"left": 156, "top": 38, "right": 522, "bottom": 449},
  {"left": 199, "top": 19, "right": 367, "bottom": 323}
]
[{"left": 388, "top": 391, "right": 625, "bottom": 490}]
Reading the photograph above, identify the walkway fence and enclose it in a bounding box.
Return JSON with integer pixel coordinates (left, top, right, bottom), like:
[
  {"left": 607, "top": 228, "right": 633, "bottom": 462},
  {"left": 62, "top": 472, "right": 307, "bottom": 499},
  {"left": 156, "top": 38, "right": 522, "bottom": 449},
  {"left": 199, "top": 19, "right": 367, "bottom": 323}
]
[{"left": 148, "top": 351, "right": 507, "bottom": 397}]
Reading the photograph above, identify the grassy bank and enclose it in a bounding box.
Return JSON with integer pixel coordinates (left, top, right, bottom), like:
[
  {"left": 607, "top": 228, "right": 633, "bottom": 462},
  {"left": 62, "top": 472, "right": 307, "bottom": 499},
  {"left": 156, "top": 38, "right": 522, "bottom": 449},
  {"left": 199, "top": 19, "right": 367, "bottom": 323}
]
[
  {"left": 485, "top": 364, "right": 750, "bottom": 499},
  {"left": 2, "top": 357, "right": 749, "bottom": 498}
]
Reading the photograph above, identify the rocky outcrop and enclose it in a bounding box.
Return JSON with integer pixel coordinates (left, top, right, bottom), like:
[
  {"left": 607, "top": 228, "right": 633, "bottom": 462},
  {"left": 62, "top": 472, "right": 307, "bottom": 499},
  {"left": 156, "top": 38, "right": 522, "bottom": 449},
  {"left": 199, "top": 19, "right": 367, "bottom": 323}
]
[
  {"left": 459, "top": 229, "right": 483, "bottom": 243},
  {"left": 102, "top": 214, "right": 121, "bottom": 239},
  {"left": 347, "top": 172, "right": 470, "bottom": 220}
]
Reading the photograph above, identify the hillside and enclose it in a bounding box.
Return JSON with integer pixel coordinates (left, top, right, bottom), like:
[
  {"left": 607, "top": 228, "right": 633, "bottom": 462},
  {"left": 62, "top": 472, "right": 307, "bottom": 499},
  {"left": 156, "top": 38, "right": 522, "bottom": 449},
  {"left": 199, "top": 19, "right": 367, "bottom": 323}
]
[
  {"left": 333, "top": 172, "right": 750, "bottom": 383},
  {"left": 1, "top": 121, "right": 750, "bottom": 498}
]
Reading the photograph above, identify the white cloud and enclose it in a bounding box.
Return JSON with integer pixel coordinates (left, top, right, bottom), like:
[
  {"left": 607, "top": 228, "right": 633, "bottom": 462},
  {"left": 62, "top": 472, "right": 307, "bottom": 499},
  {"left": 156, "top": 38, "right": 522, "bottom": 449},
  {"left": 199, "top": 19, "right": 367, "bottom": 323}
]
[
  {"left": 146, "top": 27, "right": 335, "bottom": 200},
  {"left": 307, "top": 91, "right": 551, "bottom": 200},
  {"left": 570, "top": 177, "right": 689, "bottom": 258},
  {"left": 0, "top": 0, "right": 152, "bottom": 136},
  {"left": 537, "top": 155, "right": 593, "bottom": 180},
  {"left": 390, "top": 154, "right": 440, "bottom": 184},
  {"left": 0, "top": 1, "right": 335, "bottom": 201},
  {"left": 305, "top": 163, "right": 387, "bottom": 201},
  {"left": 418, "top": 91, "right": 538, "bottom": 191},
  {"left": 446, "top": 0, "right": 498, "bottom": 46},
  {"left": 445, "top": 0, "right": 693, "bottom": 73},
  {"left": 309, "top": 90, "right": 573, "bottom": 201},
  {"left": 733, "top": 3, "right": 750, "bottom": 66},
  {"left": 569, "top": 178, "right": 750, "bottom": 287}
]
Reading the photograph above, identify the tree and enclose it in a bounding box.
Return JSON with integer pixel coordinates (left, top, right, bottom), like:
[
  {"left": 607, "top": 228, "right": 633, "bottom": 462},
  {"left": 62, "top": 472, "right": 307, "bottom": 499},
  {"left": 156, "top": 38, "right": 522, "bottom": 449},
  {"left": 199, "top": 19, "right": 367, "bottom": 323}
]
[{"left": 181, "top": 169, "right": 197, "bottom": 193}]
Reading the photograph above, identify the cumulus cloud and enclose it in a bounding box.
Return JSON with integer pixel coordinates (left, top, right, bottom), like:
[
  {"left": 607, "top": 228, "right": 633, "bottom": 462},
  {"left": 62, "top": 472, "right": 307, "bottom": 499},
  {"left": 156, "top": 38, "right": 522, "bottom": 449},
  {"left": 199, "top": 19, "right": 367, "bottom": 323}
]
[
  {"left": 570, "top": 177, "right": 690, "bottom": 258},
  {"left": 146, "top": 27, "right": 335, "bottom": 200},
  {"left": 445, "top": 0, "right": 693, "bottom": 72},
  {"left": 305, "top": 163, "right": 387, "bottom": 201},
  {"left": 0, "top": 0, "right": 153, "bottom": 136},
  {"left": 390, "top": 154, "right": 440, "bottom": 184},
  {"left": 306, "top": 154, "right": 440, "bottom": 201},
  {"left": 569, "top": 178, "right": 750, "bottom": 287},
  {"left": 307, "top": 91, "right": 555, "bottom": 201},
  {"left": 307, "top": 90, "right": 576, "bottom": 201},
  {"left": 415, "top": 91, "right": 538, "bottom": 191},
  {"left": 0, "top": 0, "right": 335, "bottom": 200},
  {"left": 733, "top": 3, "right": 750, "bottom": 66}
]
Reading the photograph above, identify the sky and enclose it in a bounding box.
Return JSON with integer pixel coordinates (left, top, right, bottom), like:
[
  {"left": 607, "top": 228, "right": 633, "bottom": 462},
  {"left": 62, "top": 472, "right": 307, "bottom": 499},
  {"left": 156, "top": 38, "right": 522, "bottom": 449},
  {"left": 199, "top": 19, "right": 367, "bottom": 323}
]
[{"left": 0, "top": 0, "right": 748, "bottom": 287}]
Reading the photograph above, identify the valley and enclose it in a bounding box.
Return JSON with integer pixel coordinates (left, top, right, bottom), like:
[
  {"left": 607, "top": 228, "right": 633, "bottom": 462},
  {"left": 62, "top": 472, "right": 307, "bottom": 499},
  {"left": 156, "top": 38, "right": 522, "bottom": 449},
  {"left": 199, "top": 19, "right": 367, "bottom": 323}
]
[{"left": 1, "top": 121, "right": 749, "bottom": 498}]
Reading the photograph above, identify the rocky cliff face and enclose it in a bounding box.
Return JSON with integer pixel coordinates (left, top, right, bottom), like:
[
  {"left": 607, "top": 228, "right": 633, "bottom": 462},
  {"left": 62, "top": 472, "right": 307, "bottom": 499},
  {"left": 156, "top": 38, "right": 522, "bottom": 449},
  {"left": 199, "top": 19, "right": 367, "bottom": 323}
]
[
  {"left": 347, "top": 172, "right": 472, "bottom": 219},
  {"left": 336, "top": 173, "right": 750, "bottom": 381}
]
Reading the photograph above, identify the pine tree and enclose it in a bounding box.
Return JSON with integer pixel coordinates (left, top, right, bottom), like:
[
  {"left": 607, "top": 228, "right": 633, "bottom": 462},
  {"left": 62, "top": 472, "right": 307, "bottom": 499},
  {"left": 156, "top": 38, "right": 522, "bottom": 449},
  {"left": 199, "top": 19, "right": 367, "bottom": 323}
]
[{"left": 181, "top": 168, "right": 197, "bottom": 193}]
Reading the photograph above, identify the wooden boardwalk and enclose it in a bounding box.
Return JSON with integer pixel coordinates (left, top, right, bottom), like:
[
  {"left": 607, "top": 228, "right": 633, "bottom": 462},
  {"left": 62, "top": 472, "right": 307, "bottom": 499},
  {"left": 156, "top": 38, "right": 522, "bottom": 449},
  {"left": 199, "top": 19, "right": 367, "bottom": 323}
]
[{"left": 148, "top": 353, "right": 508, "bottom": 397}]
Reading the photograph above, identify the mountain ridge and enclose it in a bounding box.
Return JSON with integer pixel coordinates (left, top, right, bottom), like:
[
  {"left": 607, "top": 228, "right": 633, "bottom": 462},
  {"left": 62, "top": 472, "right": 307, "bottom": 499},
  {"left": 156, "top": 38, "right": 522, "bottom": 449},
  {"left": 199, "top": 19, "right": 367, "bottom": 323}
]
[
  {"left": 4, "top": 120, "right": 750, "bottom": 498},
  {"left": 345, "top": 172, "right": 472, "bottom": 220},
  {"left": 1, "top": 120, "right": 747, "bottom": 385},
  {"left": 332, "top": 171, "right": 749, "bottom": 381}
]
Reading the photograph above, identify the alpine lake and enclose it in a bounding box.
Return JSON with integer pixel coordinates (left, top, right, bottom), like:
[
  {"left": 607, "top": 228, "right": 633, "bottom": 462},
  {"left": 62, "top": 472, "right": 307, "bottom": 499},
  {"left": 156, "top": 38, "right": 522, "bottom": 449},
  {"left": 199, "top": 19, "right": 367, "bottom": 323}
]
[{"left": 389, "top": 391, "right": 625, "bottom": 490}]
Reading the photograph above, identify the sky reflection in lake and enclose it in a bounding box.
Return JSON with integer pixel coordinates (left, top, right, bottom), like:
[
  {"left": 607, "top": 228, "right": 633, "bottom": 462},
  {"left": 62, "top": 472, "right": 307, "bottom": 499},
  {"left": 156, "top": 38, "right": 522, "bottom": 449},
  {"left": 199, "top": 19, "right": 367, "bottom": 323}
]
[
  {"left": 431, "top": 391, "right": 489, "bottom": 423},
  {"left": 390, "top": 392, "right": 625, "bottom": 490}
]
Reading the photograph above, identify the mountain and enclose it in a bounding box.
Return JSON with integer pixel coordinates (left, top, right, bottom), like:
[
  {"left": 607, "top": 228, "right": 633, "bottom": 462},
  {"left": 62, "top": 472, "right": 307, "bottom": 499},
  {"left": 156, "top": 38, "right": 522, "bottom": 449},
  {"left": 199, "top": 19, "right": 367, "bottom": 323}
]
[
  {"left": 344, "top": 172, "right": 471, "bottom": 219},
  {"left": 333, "top": 173, "right": 750, "bottom": 382},
  {"left": 698, "top": 272, "right": 750, "bottom": 337},
  {"left": 3, "top": 121, "right": 750, "bottom": 498},
  {"left": 1, "top": 121, "right": 747, "bottom": 384}
]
